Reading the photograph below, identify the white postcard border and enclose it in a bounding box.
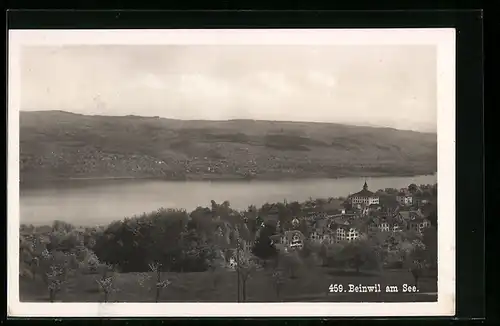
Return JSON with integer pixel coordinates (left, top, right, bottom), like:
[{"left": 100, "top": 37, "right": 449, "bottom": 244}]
[{"left": 8, "top": 28, "right": 456, "bottom": 317}]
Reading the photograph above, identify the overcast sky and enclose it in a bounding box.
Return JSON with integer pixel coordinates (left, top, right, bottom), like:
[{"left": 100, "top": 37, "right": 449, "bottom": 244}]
[{"left": 20, "top": 45, "right": 436, "bottom": 132}]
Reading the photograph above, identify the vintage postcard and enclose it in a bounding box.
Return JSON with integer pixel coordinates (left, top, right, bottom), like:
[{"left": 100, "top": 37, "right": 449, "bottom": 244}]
[{"left": 8, "top": 28, "right": 456, "bottom": 317}]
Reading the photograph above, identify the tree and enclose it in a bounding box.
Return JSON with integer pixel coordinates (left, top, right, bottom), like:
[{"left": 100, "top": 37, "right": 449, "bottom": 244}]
[
  {"left": 137, "top": 261, "right": 171, "bottom": 302},
  {"left": 404, "top": 239, "right": 427, "bottom": 287},
  {"left": 46, "top": 265, "right": 66, "bottom": 302},
  {"left": 95, "top": 263, "right": 119, "bottom": 302},
  {"left": 38, "top": 249, "right": 76, "bottom": 302},
  {"left": 252, "top": 225, "right": 278, "bottom": 261},
  {"left": 425, "top": 205, "right": 438, "bottom": 227},
  {"left": 271, "top": 270, "right": 285, "bottom": 301},
  {"left": 315, "top": 198, "right": 327, "bottom": 208},
  {"left": 297, "top": 220, "right": 309, "bottom": 237},
  {"left": 299, "top": 241, "right": 313, "bottom": 260},
  {"left": 384, "top": 235, "right": 399, "bottom": 252},
  {"left": 422, "top": 227, "right": 437, "bottom": 270},
  {"left": 288, "top": 201, "right": 302, "bottom": 216},
  {"left": 92, "top": 208, "right": 193, "bottom": 273},
  {"left": 318, "top": 244, "right": 329, "bottom": 266},
  {"left": 234, "top": 249, "right": 259, "bottom": 302},
  {"left": 19, "top": 235, "right": 42, "bottom": 280},
  {"left": 409, "top": 260, "right": 425, "bottom": 288},
  {"left": 52, "top": 220, "right": 74, "bottom": 233},
  {"left": 341, "top": 240, "right": 382, "bottom": 273},
  {"left": 385, "top": 188, "right": 398, "bottom": 195},
  {"left": 408, "top": 184, "right": 418, "bottom": 194},
  {"left": 431, "top": 184, "right": 438, "bottom": 197},
  {"left": 211, "top": 200, "right": 218, "bottom": 217},
  {"left": 189, "top": 206, "right": 213, "bottom": 231},
  {"left": 280, "top": 250, "right": 302, "bottom": 279},
  {"left": 277, "top": 204, "right": 293, "bottom": 224},
  {"left": 206, "top": 248, "right": 225, "bottom": 289}
]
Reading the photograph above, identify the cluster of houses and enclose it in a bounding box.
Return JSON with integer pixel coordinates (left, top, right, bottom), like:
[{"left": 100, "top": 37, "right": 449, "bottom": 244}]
[{"left": 261, "top": 181, "right": 435, "bottom": 253}]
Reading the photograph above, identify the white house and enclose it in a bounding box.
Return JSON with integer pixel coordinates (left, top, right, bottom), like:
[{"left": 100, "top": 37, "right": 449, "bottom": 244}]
[
  {"left": 349, "top": 181, "right": 380, "bottom": 207},
  {"left": 408, "top": 217, "right": 431, "bottom": 234},
  {"left": 279, "top": 230, "right": 305, "bottom": 250},
  {"left": 396, "top": 193, "right": 414, "bottom": 206}
]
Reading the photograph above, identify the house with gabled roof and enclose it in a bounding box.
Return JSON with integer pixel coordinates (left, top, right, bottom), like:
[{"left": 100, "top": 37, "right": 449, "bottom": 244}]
[
  {"left": 396, "top": 192, "right": 414, "bottom": 206},
  {"left": 414, "top": 192, "right": 434, "bottom": 207},
  {"left": 276, "top": 230, "right": 305, "bottom": 251},
  {"left": 406, "top": 211, "right": 431, "bottom": 234},
  {"left": 236, "top": 223, "right": 255, "bottom": 250},
  {"left": 308, "top": 219, "right": 336, "bottom": 245},
  {"left": 327, "top": 217, "right": 362, "bottom": 243},
  {"left": 379, "top": 215, "right": 406, "bottom": 233}
]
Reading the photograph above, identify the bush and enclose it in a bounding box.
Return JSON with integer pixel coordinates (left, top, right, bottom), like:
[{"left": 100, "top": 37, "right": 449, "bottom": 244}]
[
  {"left": 321, "top": 243, "right": 346, "bottom": 268},
  {"left": 92, "top": 208, "right": 216, "bottom": 273},
  {"left": 337, "top": 240, "right": 382, "bottom": 273}
]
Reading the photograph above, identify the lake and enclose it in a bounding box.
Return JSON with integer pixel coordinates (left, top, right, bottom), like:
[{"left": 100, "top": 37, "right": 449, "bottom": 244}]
[{"left": 20, "top": 174, "right": 437, "bottom": 226}]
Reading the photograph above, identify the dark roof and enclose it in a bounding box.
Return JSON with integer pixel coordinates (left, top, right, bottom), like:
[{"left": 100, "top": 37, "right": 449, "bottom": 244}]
[
  {"left": 399, "top": 211, "right": 410, "bottom": 220},
  {"left": 408, "top": 216, "right": 429, "bottom": 223},
  {"left": 379, "top": 214, "right": 405, "bottom": 225},
  {"left": 35, "top": 225, "right": 52, "bottom": 234},
  {"left": 331, "top": 216, "right": 350, "bottom": 226},
  {"left": 262, "top": 215, "right": 279, "bottom": 225},
  {"left": 284, "top": 230, "right": 305, "bottom": 241},
  {"left": 313, "top": 219, "right": 329, "bottom": 229},
  {"left": 370, "top": 210, "right": 386, "bottom": 218},
  {"left": 379, "top": 194, "right": 398, "bottom": 202},
  {"left": 351, "top": 188, "right": 376, "bottom": 197},
  {"left": 268, "top": 205, "right": 280, "bottom": 214},
  {"left": 323, "top": 199, "right": 344, "bottom": 211},
  {"left": 270, "top": 234, "right": 282, "bottom": 242},
  {"left": 333, "top": 224, "right": 359, "bottom": 231},
  {"left": 415, "top": 191, "right": 433, "bottom": 199}
]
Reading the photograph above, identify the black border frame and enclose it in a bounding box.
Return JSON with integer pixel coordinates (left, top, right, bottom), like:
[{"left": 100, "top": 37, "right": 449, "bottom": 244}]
[{"left": 5, "top": 10, "right": 485, "bottom": 321}]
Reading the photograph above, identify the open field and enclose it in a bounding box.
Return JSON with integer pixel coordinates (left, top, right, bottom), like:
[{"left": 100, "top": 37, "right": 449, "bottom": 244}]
[
  {"left": 20, "top": 266, "right": 437, "bottom": 303},
  {"left": 20, "top": 111, "right": 437, "bottom": 183}
]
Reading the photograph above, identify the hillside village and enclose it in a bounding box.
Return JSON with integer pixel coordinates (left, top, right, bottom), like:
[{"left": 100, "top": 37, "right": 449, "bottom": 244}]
[{"left": 209, "top": 181, "right": 437, "bottom": 269}]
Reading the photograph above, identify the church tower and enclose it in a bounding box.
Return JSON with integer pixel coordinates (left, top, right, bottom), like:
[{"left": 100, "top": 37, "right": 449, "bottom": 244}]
[{"left": 363, "top": 179, "right": 368, "bottom": 191}]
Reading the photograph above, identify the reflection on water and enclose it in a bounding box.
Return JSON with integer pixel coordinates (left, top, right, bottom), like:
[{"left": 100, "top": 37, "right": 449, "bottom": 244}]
[{"left": 20, "top": 174, "right": 437, "bottom": 226}]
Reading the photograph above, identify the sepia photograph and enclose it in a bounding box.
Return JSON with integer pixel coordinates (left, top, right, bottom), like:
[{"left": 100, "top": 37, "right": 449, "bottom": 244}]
[{"left": 8, "top": 29, "right": 455, "bottom": 317}]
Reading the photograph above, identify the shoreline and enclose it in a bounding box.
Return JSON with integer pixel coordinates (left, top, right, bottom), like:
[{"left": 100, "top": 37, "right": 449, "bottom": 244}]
[{"left": 19, "top": 171, "right": 437, "bottom": 188}]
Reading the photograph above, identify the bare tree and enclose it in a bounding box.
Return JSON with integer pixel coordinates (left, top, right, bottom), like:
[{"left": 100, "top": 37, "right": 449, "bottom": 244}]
[
  {"left": 137, "top": 261, "right": 171, "bottom": 302},
  {"left": 271, "top": 270, "right": 285, "bottom": 301},
  {"left": 96, "top": 263, "right": 118, "bottom": 302},
  {"left": 39, "top": 249, "right": 73, "bottom": 302},
  {"left": 46, "top": 265, "right": 66, "bottom": 302},
  {"left": 150, "top": 262, "right": 170, "bottom": 302},
  {"left": 235, "top": 249, "right": 259, "bottom": 302}
]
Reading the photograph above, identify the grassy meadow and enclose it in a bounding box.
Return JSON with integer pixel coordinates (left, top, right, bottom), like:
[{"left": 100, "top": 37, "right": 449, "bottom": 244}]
[{"left": 20, "top": 265, "right": 437, "bottom": 303}]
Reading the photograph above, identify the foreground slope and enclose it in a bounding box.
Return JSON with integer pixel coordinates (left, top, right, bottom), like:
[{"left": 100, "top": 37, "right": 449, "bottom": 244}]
[{"left": 19, "top": 111, "right": 437, "bottom": 183}]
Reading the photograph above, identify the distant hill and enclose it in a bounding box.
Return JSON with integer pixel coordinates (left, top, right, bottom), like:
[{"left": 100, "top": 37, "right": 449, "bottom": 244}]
[{"left": 19, "top": 110, "right": 437, "bottom": 184}]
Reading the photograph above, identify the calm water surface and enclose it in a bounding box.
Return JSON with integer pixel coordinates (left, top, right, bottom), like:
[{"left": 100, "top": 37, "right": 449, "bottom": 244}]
[{"left": 20, "top": 174, "right": 437, "bottom": 226}]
